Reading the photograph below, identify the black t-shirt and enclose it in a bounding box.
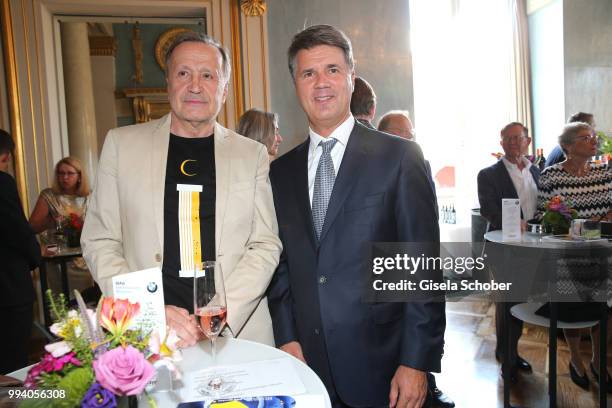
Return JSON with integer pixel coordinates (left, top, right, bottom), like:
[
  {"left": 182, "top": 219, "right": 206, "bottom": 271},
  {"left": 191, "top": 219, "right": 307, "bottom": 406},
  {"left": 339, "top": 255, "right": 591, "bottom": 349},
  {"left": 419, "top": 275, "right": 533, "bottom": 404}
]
[{"left": 162, "top": 133, "right": 216, "bottom": 310}]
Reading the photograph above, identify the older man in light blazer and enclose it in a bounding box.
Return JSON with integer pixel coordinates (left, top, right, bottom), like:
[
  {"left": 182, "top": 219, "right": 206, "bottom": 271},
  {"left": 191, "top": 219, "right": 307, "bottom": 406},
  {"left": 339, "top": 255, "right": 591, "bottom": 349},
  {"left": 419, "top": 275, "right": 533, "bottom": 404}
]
[{"left": 82, "top": 32, "right": 281, "bottom": 347}]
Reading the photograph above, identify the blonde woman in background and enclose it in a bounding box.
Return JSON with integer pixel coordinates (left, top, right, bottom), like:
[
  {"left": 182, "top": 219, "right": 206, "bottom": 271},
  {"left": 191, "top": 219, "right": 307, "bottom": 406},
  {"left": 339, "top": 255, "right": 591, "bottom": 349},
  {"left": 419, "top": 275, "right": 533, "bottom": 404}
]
[
  {"left": 237, "top": 109, "right": 283, "bottom": 161},
  {"left": 29, "top": 157, "right": 95, "bottom": 296}
]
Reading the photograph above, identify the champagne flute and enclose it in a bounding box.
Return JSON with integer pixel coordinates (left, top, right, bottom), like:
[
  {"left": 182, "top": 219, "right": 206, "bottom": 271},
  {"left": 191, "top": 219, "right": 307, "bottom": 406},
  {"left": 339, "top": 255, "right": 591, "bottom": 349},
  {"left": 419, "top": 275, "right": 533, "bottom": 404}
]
[{"left": 193, "top": 261, "right": 228, "bottom": 394}]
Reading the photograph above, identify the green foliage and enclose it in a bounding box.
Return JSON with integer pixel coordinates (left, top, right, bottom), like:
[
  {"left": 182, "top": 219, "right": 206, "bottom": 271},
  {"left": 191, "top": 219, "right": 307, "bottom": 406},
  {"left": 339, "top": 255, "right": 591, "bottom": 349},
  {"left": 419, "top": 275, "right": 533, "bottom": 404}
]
[
  {"left": 46, "top": 290, "right": 68, "bottom": 321},
  {"left": 598, "top": 132, "right": 612, "bottom": 155},
  {"left": 120, "top": 330, "right": 151, "bottom": 353},
  {"left": 542, "top": 211, "right": 571, "bottom": 234},
  {"left": 53, "top": 367, "right": 94, "bottom": 408},
  {"left": 19, "top": 367, "right": 91, "bottom": 408}
]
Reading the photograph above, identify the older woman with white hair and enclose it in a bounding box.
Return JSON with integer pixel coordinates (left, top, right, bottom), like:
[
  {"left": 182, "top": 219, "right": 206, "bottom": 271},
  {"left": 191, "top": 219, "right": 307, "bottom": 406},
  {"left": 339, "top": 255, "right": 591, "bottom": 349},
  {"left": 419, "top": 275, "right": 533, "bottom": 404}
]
[{"left": 537, "top": 121, "right": 612, "bottom": 391}]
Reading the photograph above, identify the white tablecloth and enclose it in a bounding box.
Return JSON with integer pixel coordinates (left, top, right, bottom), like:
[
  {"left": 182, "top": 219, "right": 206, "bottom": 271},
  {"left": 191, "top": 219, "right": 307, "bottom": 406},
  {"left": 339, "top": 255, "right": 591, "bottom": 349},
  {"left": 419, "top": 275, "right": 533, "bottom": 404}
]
[{"left": 9, "top": 337, "right": 331, "bottom": 408}]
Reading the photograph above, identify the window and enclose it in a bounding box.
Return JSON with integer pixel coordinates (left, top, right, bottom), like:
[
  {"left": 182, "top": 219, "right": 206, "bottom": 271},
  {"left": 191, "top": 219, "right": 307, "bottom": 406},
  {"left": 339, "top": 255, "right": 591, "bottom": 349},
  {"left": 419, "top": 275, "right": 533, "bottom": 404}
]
[{"left": 410, "top": 0, "right": 525, "bottom": 224}]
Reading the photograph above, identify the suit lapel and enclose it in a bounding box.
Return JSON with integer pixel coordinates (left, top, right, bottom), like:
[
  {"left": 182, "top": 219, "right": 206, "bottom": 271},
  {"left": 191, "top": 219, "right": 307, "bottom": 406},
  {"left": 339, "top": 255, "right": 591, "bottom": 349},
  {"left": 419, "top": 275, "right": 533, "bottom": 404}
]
[
  {"left": 214, "top": 122, "right": 231, "bottom": 257},
  {"left": 319, "top": 124, "right": 368, "bottom": 242},
  {"left": 530, "top": 165, "right": 540, "bottom": 184},
  {"left": 152, "top": 114, "right": 171, "bottom": 251},
  {"left": 293, "top": 139, "right": 317, "bottom": 250},
  {"left": 494, "top": 160, "right": 518, "bottom": 198}
]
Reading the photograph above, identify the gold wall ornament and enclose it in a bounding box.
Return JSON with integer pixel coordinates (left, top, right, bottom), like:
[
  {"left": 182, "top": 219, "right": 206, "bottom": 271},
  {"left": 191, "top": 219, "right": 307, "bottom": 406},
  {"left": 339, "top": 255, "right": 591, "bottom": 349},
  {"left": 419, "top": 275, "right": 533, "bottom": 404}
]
[
  {"left": 89, "top": 36, "right": 116, "bottom": 57},
  {"left": 120, "top": 88, "right": 170, "bottom": 123},
  {"left": 131, "top": 23, "right": 143, "bottom": 84},
  {"left": 241, "top": 0, "right": 266, "bottom": 17},
  {"left": 155, "top": 27, "right": 195, "bottom": 72}
]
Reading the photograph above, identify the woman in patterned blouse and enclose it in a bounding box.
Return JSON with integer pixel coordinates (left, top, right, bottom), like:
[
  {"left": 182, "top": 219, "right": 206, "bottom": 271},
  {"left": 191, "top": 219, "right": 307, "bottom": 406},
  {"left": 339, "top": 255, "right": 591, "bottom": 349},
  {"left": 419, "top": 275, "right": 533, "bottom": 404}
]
[{"left": 537, "top": 121, "right": 612, "bottom": 391}]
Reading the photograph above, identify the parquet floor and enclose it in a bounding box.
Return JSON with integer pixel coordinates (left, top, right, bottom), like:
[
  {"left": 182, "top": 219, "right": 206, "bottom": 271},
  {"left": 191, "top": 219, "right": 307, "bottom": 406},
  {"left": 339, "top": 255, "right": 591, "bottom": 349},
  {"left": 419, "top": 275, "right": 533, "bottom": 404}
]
[{"left": 437, "top": 301, "right": 611, "bottom": 407}]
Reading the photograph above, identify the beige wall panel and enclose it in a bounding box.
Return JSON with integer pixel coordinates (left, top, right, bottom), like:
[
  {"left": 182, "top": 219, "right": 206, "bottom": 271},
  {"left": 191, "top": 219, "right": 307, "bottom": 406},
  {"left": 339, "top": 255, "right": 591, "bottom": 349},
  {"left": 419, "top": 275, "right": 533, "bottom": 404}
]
[
  {"left": 208, "top": 0, "right": 238, "bottom": 130},
  {"left": 91, "top": 55, "right": 116, "bottom": 155},
  {"left": 8, "top": 0, "right": 55, "bottom": 211},
  {"left": 241, "top": 13, "right": 270, "bottom": 112}
]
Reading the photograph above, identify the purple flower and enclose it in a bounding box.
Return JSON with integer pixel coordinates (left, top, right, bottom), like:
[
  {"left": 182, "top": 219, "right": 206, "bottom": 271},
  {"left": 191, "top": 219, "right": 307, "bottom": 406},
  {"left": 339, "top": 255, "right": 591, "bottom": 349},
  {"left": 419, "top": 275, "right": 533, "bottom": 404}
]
[
  {"left": 93, "top": 345, "right": 154, "bottom": 396},
  {"left": 81, "top": 382, "right": 117, "bottom": 408}
]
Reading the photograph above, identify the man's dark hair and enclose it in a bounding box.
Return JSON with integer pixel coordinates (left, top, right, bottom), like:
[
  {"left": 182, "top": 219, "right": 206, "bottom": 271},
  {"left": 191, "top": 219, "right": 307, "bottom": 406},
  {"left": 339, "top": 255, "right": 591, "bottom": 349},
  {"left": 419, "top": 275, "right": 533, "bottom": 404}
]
[
  {"left": 0, "top": 129, "right": 14, "bottom": 155},
  {"left": 500, "top": 122, "right": 528, "bottom": 137},
  {"left": 567, "top": 112, "right": 593, "bottom": 125},
  {"left": 350, "top": 77, "right": 376, "bottom": 117},
  {"left": 164, "top": 31, "right": 231, "bottom": 82},
  {"left": 287, "top": 24, "right": 354, "bottom": 80}
]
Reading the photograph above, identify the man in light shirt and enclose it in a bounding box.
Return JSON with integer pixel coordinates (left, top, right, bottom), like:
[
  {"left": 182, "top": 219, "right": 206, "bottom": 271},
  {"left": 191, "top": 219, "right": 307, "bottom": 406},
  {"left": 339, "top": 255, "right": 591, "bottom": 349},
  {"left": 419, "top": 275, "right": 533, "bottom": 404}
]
[{"left": 477, "top": 121, "right": 540, "bottom": 381}]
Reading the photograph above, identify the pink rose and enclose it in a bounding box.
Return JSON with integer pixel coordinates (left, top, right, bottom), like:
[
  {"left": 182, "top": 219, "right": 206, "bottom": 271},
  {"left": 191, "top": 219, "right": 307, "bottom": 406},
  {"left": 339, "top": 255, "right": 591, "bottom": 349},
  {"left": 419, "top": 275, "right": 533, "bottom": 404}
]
[{"left": 93, "top": 345, "right": 155, "bottom": 396}]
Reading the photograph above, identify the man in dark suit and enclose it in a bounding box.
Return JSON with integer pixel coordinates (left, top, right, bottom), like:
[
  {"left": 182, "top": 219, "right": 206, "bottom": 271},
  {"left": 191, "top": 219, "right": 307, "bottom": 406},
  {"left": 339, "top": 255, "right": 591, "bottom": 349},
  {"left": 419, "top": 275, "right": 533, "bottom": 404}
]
[
  {"left": 0, "top": 129, "right": 40, "bottom": 374},
  {"left": 477, "top": 122, "right": 539, "bottom": 380},
  {"left": 350, "top": 76, "right": 376, "bottom": 129},
  {"left": 378, "top": 110, "right": 437, "bottom": 198},
  {"left": 378, "top": 110, "right": 452, "bottom": 408},
  {"left": 268, "top": 25, "right": 445, "bottom": 408}
]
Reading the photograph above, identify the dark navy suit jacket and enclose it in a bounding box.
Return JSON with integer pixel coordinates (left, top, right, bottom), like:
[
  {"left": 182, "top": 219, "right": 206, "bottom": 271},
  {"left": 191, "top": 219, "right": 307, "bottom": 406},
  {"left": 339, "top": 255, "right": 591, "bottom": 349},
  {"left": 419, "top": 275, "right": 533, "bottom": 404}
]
[
  {"left": 545, "top": 145, "right": 565, "bottom": 168},
  {"left": 0, "top": 171, "right": 40, "bottom": 307},
  {"left": 477, "top": 159, "right": 540, "bottom": 231},
  {"left": 268, "top": 122, "right": 445, "bottom": 407}
]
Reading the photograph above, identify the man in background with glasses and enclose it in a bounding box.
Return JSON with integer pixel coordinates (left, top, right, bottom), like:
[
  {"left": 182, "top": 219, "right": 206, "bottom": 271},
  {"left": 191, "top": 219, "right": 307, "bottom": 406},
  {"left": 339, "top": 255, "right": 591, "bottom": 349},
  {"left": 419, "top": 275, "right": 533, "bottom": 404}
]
[{"left": 477, "top": 122, "right": 539, "bottom": 382}]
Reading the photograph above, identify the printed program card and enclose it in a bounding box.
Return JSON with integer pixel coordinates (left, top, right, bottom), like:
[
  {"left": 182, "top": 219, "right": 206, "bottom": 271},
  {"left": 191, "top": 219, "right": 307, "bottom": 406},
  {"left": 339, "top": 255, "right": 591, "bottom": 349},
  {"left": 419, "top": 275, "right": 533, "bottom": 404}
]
[
  {"left": 112, "top": 267, "right": 166, "bottom": 339},
  {"left": 502, "top": 198, "right": 521, "bottom": 242}
]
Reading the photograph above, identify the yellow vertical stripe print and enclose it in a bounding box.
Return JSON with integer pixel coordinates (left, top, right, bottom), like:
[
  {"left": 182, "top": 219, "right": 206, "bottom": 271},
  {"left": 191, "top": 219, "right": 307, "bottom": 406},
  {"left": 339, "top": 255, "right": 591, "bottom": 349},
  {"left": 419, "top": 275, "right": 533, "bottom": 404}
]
[
  {"left": 178, "top": 190, "right": 202, "bottom": 274},
  {"left": 191, "top": 190, "right": 202, "bottom": 270}
]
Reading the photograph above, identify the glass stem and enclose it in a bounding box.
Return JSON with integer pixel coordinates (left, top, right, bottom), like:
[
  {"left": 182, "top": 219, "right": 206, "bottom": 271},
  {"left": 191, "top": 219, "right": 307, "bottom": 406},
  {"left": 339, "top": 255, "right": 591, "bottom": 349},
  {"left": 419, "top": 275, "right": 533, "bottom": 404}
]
[{"left": 210, "top": 336, "right": 217, "bottom": 364}]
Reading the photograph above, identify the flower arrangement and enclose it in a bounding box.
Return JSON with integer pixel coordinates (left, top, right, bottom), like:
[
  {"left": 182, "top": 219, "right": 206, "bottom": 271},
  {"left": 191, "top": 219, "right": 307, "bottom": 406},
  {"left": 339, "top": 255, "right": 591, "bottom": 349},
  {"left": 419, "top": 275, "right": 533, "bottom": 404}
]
[
  {"left": 598, "top": 131, "right": 612, "bottom": 158},
  {"left": 541, "top": 195, "right": 578, "bottom": 235},
  {"left": 23, "top": 291, "right": 180, "bottom": 408},
  {"left": 59, "top": 213, "right": 85, "bottom": 247}
]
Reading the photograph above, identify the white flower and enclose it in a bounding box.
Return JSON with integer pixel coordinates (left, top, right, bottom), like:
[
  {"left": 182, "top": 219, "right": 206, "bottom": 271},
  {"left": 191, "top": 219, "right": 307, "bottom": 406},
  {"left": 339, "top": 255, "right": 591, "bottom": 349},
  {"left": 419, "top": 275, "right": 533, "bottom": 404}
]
[
  {"left": 44, "top": 340, "right": 72, "bottom": 357},
  {"left": 49, "top": 323, "right": 62, "bottom": 336}
]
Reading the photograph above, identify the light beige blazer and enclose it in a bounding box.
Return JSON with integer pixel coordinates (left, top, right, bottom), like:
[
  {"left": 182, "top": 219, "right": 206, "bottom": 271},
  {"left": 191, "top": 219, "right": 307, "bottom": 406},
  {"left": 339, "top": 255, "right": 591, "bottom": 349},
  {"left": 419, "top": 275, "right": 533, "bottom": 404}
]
[{"left": 81, "top": 114, "right": 282, "bottom": 345}]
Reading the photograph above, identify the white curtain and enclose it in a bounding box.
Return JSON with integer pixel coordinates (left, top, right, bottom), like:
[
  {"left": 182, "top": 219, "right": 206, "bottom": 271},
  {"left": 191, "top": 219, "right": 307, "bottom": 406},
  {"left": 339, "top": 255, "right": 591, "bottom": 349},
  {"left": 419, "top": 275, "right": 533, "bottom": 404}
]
[{"left": 410, "top": 0, "right": 530, "bottom": 224}]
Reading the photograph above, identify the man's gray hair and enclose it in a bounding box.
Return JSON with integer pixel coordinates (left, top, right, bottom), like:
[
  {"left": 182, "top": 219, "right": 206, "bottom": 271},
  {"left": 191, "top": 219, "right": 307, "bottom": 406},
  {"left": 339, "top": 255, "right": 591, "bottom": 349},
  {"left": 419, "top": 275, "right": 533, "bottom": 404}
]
[
  {"left": 558, "top": 121, "right": 592, "bottom": 154},
  {"left": 287, "top": 24, "right": 354, "bottom": 81},
  {"left": 164, "top": 31, "right": 231, "bottom": 83}
]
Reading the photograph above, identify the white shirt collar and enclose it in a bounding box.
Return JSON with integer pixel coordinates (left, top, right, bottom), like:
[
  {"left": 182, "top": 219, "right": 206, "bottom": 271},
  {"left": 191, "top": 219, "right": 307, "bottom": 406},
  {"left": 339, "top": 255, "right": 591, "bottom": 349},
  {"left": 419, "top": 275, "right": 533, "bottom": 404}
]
[
  {"left": 308, "top": 115, "right": 355, "bottom": 151},
  {"left": 501, "top": 156, "right": 532, "bottom": 171}
]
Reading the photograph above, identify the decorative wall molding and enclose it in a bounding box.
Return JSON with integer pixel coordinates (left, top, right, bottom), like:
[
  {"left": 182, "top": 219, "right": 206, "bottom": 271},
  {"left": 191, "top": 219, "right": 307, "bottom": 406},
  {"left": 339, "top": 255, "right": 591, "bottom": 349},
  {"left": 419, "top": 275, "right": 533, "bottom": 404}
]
[
  {"left": 130, "top": 23, "right": 143, "bottom": 84},
  {"left": 240, "top": 0, "right": 266, "bottom": 17},
  {"left": 120, "top": 88, "right": 169, "bottom": 123},
  {"left": 154, "top": 26, "right": 193, "bottom": 71},
  {"left": 89, "top": 36, "right": 116, "bottom": 56}
]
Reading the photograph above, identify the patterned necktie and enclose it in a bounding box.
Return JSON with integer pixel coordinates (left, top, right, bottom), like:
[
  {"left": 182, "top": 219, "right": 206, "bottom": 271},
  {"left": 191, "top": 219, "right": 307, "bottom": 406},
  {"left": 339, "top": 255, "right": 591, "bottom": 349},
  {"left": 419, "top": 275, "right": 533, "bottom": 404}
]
[{"left": 312, "top": 138, "right": 338, "bottom": 240}]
